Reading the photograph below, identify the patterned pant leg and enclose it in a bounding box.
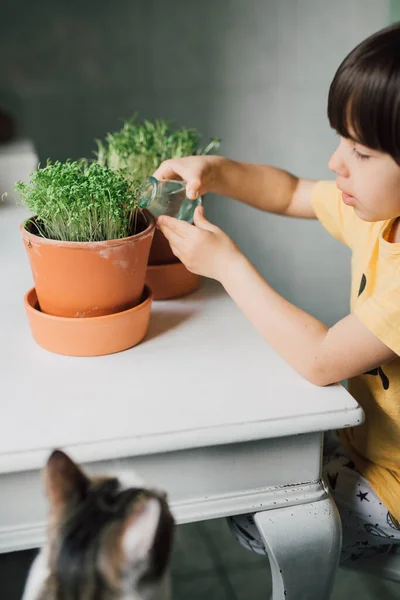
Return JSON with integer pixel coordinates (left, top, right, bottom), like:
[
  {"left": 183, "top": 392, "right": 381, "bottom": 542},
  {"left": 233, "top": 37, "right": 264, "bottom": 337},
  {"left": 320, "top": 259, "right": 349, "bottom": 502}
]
[
  {"left": 227, "top": 432, "right": 400, "bottom": 562},
  {"left": 227, "top": 512, "right": 268, "bottom": 555},
  {"left": 322, "top": 435, "right": 400, "bottom": 562}
]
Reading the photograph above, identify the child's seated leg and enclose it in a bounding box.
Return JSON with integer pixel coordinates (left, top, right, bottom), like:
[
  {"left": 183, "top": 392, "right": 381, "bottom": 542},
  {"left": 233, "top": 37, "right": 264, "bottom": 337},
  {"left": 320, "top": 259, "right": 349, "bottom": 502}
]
[
  {"left": 323, "top": 432, "right": 400, "bottom": 562},
  {"left": 227, "top": 513, "right": 267, "bottom": 555},
  {"left": 227, "top": 432, "right": 400, "bottom": 563}
]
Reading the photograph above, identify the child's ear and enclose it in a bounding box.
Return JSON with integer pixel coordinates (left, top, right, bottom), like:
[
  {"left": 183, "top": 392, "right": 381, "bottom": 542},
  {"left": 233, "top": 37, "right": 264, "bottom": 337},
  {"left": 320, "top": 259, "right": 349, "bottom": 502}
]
[
  {"left": 122, "top": 497, "right": 161, "bottom": 563},
  {"left": 45, "top": 449, "right": 89, "bottom": 513}
]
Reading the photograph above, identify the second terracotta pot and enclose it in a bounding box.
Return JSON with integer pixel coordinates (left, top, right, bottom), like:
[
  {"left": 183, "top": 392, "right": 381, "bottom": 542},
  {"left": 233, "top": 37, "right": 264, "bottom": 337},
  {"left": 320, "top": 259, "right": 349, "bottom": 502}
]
[
  {"left": 21, "top": 211, "right": 155, "bottom": 318},
  {"left": 146, "top": 262, "right": 201, "bottom": 300},
  {"left": 148, "top": 228, "right": 179, "bottom": 266}
]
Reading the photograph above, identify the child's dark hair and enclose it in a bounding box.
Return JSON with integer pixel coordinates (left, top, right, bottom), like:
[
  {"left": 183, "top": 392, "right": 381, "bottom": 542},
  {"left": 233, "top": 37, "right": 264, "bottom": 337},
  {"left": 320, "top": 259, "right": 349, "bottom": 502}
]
[{"left": 328, "top": 23, "right": 400, "bottom": 164}]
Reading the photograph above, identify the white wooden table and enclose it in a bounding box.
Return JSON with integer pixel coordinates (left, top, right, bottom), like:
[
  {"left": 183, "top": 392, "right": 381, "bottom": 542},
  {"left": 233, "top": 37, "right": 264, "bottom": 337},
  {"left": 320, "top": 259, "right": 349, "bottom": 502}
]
[{"left": 0, "top": 202, "right": 364, "bottom": 600}]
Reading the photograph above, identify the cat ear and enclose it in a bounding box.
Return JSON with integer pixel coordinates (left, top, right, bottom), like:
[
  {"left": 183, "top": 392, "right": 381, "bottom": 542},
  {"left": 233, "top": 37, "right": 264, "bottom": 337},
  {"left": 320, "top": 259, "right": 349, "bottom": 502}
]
[
  {"left": 45, "top": 449, "right": 89, "bottom": 512},
  {"left": 122, "top": 497, "right": 161, "bottom": 563}
]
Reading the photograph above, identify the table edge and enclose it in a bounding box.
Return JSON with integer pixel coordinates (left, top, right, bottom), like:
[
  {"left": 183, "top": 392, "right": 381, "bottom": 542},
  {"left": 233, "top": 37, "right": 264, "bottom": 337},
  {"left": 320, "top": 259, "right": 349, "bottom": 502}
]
[{"left": 0, "top": 405, "right": 364, "bottom": 475}]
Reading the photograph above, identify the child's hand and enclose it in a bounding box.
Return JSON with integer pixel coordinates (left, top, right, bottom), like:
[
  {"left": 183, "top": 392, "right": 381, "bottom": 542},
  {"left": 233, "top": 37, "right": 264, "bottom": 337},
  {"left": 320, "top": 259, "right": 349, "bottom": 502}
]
[
  {"left": 153, "top": 156, "right": 222, "bottom": 200},
  {"left": 157, "top": 205, "right": 241, "bottom": 281}
]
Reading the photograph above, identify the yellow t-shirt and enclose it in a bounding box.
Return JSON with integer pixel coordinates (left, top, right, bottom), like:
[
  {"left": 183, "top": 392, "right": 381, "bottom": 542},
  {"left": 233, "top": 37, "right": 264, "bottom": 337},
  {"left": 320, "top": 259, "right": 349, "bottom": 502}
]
[{"left": 312, "top": 180, "right": 400, "bottom": 521}]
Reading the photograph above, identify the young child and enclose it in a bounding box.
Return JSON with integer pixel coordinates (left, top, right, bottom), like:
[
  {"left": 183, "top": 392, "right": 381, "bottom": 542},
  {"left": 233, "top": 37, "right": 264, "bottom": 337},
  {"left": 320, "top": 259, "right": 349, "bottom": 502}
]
[{"left": 155, "top": 23, "right": 400, "bottom": 562}]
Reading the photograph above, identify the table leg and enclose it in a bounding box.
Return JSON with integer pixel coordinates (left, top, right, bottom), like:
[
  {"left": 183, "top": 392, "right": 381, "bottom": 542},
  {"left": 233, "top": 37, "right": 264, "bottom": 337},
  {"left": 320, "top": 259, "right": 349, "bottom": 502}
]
[{"left": 254, "top": 495, "right": 341, "bottom": 600}]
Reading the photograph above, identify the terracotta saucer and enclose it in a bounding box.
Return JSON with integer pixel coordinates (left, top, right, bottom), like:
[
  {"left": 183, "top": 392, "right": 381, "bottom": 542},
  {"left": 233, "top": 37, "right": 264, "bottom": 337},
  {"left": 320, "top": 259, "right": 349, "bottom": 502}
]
[
  {"left": 24, "top": 285, "right": 153, "bottom": 357},
  {"left": 145, "top": 262, "right": 202, "bottom": 300}
]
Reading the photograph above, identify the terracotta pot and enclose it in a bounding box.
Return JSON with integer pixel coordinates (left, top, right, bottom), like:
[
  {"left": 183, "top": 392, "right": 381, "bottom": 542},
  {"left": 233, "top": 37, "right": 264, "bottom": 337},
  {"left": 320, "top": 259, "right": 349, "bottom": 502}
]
[
  {"left": 146, "top": 262, "right": 202, "bottom": 300},
  {"left": 24, "top": 285, "right": 152, "bottom": 356},
  {"left": 148, "top": 228, "right": 179, "bottom": 265},
  {"left": 21, "top": 211, "right": 155, "bottom": 318}
]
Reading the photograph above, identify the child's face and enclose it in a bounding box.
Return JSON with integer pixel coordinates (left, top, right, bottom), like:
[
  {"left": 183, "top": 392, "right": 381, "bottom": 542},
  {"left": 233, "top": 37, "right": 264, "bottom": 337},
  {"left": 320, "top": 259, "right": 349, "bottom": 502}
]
[{"left": 328, "top": 135, "right": 400, "bottom": 222}]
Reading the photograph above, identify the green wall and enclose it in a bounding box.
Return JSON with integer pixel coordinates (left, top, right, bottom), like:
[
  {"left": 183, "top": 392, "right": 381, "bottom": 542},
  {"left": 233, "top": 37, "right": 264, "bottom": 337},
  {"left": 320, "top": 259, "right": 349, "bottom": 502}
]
[{"left": 390, "top": 0, "right": 400, "bottom": 22}]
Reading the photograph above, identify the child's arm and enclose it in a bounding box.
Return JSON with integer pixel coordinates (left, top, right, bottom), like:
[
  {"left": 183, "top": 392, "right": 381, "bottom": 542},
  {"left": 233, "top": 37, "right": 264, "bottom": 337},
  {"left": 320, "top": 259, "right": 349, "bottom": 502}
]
[
  {"left": 219, "top": 250, "right": 396, "bottom": 386},
  {"left": 153, "top": 156, "right": 317, "bottom": 219},
  {"left": 157, "top": 207, "right": 397, "bottom": 386}
]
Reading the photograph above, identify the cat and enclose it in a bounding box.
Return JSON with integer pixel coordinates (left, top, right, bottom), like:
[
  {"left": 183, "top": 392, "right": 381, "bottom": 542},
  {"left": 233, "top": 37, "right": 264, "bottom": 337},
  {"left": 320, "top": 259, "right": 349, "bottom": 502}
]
[{"left": 22, "top": 449, "right": 175, "bottom": 600}]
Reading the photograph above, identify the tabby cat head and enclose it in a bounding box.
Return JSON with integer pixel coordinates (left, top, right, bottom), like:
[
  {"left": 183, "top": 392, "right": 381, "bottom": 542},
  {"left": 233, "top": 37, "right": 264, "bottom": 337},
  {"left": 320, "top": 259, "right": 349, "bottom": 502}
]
[{"left": 23, "top": 450, "right": 175, "bottom": 600}]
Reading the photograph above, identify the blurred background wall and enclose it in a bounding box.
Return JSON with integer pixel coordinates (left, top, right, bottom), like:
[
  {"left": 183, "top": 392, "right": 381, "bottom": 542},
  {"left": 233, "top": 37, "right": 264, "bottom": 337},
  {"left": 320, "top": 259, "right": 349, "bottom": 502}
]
[{"left": 0, "top": 0, "right": 393, "bottom": 324}]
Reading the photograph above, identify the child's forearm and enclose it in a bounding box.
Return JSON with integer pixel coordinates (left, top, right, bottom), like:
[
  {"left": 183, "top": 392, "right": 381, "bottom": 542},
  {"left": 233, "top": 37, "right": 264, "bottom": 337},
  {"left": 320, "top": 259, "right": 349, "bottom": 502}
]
[
  {"left": 220, "top": 252, "right": 329, "bottom": 385},
  {"left": 210, "top": 157, "right": 299, "bottom": 215}
]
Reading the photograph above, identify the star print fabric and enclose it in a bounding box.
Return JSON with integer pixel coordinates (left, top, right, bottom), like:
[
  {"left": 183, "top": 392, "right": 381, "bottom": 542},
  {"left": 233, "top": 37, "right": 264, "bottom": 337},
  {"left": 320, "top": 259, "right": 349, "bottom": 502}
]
[
  {"left": 322, "top": 432, "right": 400, "bottom": 561},
  {"left": 227, "top": 432, "right": 400, "bottom": 563}
]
